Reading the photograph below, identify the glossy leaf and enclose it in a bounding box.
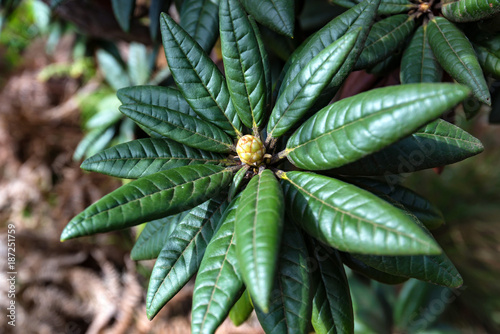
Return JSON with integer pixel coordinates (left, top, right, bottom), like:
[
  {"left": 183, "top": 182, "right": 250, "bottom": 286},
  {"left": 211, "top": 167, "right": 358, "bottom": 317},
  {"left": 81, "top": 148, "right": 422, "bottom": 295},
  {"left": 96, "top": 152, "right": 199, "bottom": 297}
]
[
  {"left": 117, "top": 85, "right": 198, "bottom": 118},
  {"left": 160, "top": 13, "right": 242, "bottom": 136},
  {"left": 475, "top": 43, "right": 500, "bottom": 78},
  {"left": 241, "top": 0, "right": 294, "bottom": 37},
  {"left": 401, "top": 25, "right": 443, "bottom": 84},
  {"left": 111, "top": 0, "right": 134, "bottom": 32},
  {"left": 120, "top": 104, "right": 234, "bottom": 153},
  {"left": 60, "top": 165, "right": 232, "bottom": 241},
  {"left": 346, "top": 178, "right": 444, "bottom": 230},
  {"left": 266, "top": 30, "right": 359, "bottom": 140},
  {"left": 427, "top": 17, "right": 491, "bottom": 105},
  {"left": 280, "top": 171, "right": 441, "bottom": 255},
  {"left": 255, "top": 222, "right": 311, "bottom": 334},
  {"left": 353, "top": 252, "right": 463, "bottom": 288},
  {"left": 235, "top": 169, "right": 284, "bottom": 312},
  {"left": 279, "top": 0, "right": 380, "bottom": 104},
  {"left": 228, "top": 165, "right": 249, "bottom": 202},
  {"left": 286, "top": 84, "right": 470, "bottom": 171},
  {"left": 131, "top": 211, "right": 189, "bottom": 260},
  {"left": 249, "top": 18, "right": 272, "bottom": 113},
  {"left": 442, "top": 0, "right": 500, "bottom": 23},
  {"left": 191, "top": 195, "right": 243, "bottom": 334},
  {"left": 327, "top": 119, "right": 484, "bottom": 175},
  {"left": 331, "top": 0, "right": 414, "bottom": 15},
  {"left": 229, "top": 290, "right": 253, "bottom": 326},
  {"left": 180, "top": 0, "right": 220, "bottom": 52},
  {"left": 81, "top": 138, "right": 229, "bottom": 179},
  {"left": 341, "top": 252, "right": 408, "bottom": 285},
  {"left": 220, "top": 0, "right": 266, "bottom": 130},
  {"left": 147, "top": 194, "right": 229, "bottom": 319},
  {"left": 311, "top": 242, "right": 354, "bottom": 334},
  {"left": 356, "top": 15, "right": 416, "bottom": 70}
]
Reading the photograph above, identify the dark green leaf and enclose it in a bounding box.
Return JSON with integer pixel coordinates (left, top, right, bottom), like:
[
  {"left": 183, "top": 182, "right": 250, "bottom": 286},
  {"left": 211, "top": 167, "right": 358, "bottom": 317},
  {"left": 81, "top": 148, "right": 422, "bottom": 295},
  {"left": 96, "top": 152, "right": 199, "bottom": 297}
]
[
  {"left": 119, "top": 104, "right": 234, "bottom": 153},
  {"left": 228, "top": 165, "right": 249, "bottom": 202},
  {"left": 474, "top": 43, "right": 500, "bottom": 78},
  {"left": 356, "top": 15, "right": 416, "bottom": 70},
  {"left": 278, "top": 0, "right": 380, "bottom": 106},
  {"left": 280, "top": 171, "right": 441, "bottom": 255},
  {"left": 149, "top": 0, "right": 171, "bottom": 40},
  {"left": 286, "top": 84, "right": 470, "bottom": 170},
  {"left": 111, "top": 0, "right": 134, "bottom": 32},
  {"left": 249, "top": 18, "right": 272, "bottom": 114},
  {"left": 327, "top": 119, "right": 483, "bottom": 175},
  {"left": 266, "top": 29, "right": 359, "bottom": 141},
  {"left": 341, "top": 252, "right": 409, "bottom": 285},
  {"left": 346, "top": 177, "right": 444, "bottom": 230},
  {"left": 331, "top": 0, "right": 414, "bottom": 15},
  {"left": 353, "top": 252, "right": 463, "bottom": 288},
  {"left": 255, "top": 222, "right": 311, "bottom": 334},
  {"left": 311, "top": 242, "right": 354, "bottom": 334},
  {"left": 442, "top": 0, "right": 500, "bottom": 23},
  {"left": 191, "top": 195, "right": 243, "bottom": 334},
  {"left": 81, "top": 138, "right": 230, "bottom": 179},
  {"left": 160, "top": 13, "right": 242, "bottom": 137},
  {"left": 229, "top": 290, "right": 253, "bottom": 326},
  {"left": 427, "top": 17, "right": 491, "bottom": 105},
  {"left": 117, "top": 85, "right": 199, "bottom": 118},
  {"left": 220, "top": 0, "right": 267, "bottom": 130},
  {"left": 241, "top": 0, "right": 294, "bottom": 37},
  {"left": 131, "top": 211, "right": 190, "bottom": 260},
  {"left": 96, "top": 49, "right": 130, "bottom": 90},
  {"left": 401, "top": 24, "right": 443, "bottom": 84},
  {"left": 235, "top": 169, "right": 284, "bottom": 312},
  {"left": 146, "top": 194, "right": 229, "bottom": 319},
  {"left": 60, "top": 165, "right": 232, "bottom": 240},
  {"left": 180, "top": 0, "right": 220, "bottom": 52}
]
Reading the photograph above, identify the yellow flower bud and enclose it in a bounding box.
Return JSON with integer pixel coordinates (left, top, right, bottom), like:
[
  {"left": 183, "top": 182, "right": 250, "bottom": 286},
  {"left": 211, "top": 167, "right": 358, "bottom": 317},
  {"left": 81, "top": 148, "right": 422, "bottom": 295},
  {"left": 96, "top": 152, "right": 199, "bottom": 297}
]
[{"left": 236, "top": 135, "right": 266, "bottom": 166}]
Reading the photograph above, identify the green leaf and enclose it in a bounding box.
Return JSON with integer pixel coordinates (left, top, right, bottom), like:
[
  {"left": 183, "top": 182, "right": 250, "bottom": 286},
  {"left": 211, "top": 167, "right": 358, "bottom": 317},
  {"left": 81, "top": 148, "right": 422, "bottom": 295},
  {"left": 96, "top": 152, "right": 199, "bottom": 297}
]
[
  {"left": 147, "top": 194, "right": 229, "bottom": 319},
  {"left": 311, "top": 242, "right": 354, "bottom": 334},
  {"left": 327, "top": 119, "right": 484, "bottom": 175},
  {"left": 286, "top": 84, "right": 471, "bottom": 171},
  {"left": 131, "top": 211, "right": 189, "bottom": 260},
  {"left": 401, "top": 24, "right": 443, "bottom": 84},
  {"left": 341, "top": 252, "right": 409, "bottom": 285},
  {"left": 228, "top": 165, "right": 249, "bottom": 202},
  {"left": 427, "top": 17, "right": 491, "bottom": 105},
  {"left": 60, "top": 165, "right": 232, "bottom": 241},
  {"left": 111, "top": 0, "right": 134, "bottom": 32},
  {"left": 355, "top": 15, "right": 416, "bottom": 70},
  {"left": 241, "top": 0, "right": 294, "bottom": 37},
  {"left": 180, "top": 0, "right": 220, "bottom": 52},
  {"left": 220, "top": 0, "right": 266, "bottom": 131},
  {"left": 331, "top": 0, "right": 414, "bottom": 15},
  {"left": 81, "top": 138, "right": 229, "bottom": 179},
  {"left": 235, "top": 169, "right": 284, "bottom": 312},
  {"left": 255, "top": 222, "right": 312, "bottom": 334},
  {"left": 442, "top": 0, "right": 500, "bottom": 22},
  {"left": 266, "top": 29, "right": 360, "bottom": 141},
  {"left": 117, "top": 85, "right": 199, "bottom": 118},
  {"left": 278, "top": 0, "right": 380, "bottom": 106},
  {"left": 353, "top": 252, "right": 463, "bottom": 288},
  {"left": 229, "top": 290, "right": 253, "bottom": 326},
  {"left": 249, "top": 18, "right": 272, "bottom": 114},
  {"left": 119, "top": 104, "right": 234, "bottom": 153},
  {"left": 96, "top": 49, "right": 131, "bottom": 91},
  {"left": 85, "top": 95, "right": 122, "bottom": 130},
  {"left": 150, "top": 0, "right": 171, "bottom": 40},
  {"left": 128, "top": 43, "right": 150, "bottom": 86},
  {"left": 280, "top": 171, "right": 441, "bottom": 255},
  {"left": 73, "top": 126, "right": 116, "bottom": 161},
  {"left": 191, "top": 195, "right": 244, "bottom": 334},
  {"left": 160, "top": 13, "right": 242, "bottom": 137},
  {"left": 474, "top": 43, "right": 500, "bottom": 78},
  {"left": 347, "top": 178, "right": 445, "bottom": 230}
]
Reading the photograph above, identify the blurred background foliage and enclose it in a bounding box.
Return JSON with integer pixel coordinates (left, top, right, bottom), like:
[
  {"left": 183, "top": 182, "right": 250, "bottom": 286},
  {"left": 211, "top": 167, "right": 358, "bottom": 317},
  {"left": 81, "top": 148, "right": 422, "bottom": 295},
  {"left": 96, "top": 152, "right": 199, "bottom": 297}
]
[{"left": 0, "top": 0, "right": 499, "bottom": 333}]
